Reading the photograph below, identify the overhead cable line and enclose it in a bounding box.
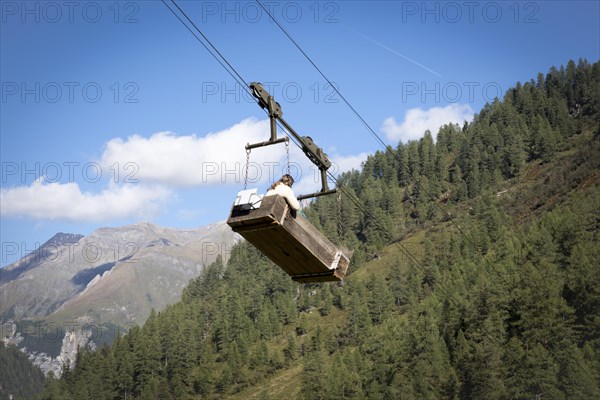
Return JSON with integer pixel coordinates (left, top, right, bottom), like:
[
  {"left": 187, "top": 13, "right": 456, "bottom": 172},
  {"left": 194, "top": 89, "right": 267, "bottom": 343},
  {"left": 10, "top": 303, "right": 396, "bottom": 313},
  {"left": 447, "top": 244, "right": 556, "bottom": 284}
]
[
  {"left": 254, "top": 0, "right": 388, "bottom": 150},
  {"left": 162, "top": 0, "right": 249, "bottom": 88}
]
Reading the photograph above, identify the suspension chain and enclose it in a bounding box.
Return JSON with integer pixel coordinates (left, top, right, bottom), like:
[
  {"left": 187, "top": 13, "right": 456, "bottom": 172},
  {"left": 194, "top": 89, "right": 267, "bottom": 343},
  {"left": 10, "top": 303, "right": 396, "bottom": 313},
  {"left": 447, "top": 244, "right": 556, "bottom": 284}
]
[
  {"left": 244, "top": 147, "right": 251, "bottom": 189},
  {"left": 285, "top": 137, "right": 291, "bottom": 176}
]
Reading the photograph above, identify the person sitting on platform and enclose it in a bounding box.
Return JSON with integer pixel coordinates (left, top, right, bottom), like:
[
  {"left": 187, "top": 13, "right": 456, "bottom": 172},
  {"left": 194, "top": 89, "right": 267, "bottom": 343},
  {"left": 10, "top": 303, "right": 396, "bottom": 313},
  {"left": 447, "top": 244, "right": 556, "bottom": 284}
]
[{"left": 265, "top": 174, "right": 300, "bottom": 212}]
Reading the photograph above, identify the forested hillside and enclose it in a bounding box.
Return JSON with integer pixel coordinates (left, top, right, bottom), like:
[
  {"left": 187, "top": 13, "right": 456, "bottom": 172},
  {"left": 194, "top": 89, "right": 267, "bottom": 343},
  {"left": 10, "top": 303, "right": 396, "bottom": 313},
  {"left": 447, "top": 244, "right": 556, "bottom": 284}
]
[
  {"left": 0, "top": 342, "right": 46, "bottom": 400},
  {"left": 37, "top": 59, "right": 599, "bottom": 399}
]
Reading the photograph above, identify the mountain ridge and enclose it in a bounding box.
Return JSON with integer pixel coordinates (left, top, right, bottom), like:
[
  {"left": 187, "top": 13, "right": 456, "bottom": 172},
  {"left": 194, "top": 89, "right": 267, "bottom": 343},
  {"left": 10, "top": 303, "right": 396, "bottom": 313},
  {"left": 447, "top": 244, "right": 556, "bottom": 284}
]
[
  {"left": 1, "top": 220, "right": 237, "bottom": 324},
  {"left": 0, "top": 232, "right": 84, "bottom": 284}
]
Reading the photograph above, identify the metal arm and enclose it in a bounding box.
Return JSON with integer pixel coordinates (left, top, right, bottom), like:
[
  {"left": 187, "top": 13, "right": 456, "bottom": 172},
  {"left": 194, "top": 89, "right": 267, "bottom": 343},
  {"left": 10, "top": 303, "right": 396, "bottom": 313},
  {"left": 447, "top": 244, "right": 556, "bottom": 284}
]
[
  {"left": 247, "top": 82, "right": 337, "bottom": 199},
  {"left": 246, "top": 82, "right": 284, "bottom": 148}
]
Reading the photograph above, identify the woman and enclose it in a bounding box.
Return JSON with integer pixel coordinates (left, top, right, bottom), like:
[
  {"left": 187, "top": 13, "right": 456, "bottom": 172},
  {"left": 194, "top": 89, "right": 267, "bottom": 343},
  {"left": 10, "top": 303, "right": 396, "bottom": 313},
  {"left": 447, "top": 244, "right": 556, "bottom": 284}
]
[{"left": 265, "top": 174, "right": 300, "bottom": 211}]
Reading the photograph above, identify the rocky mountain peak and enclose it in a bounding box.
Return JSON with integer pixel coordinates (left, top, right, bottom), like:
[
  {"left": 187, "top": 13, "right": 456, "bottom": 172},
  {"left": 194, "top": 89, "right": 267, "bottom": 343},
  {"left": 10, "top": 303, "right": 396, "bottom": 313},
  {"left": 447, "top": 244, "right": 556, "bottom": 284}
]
[{"left": 44, "top": 232, "right": 84, "bottom": 247}]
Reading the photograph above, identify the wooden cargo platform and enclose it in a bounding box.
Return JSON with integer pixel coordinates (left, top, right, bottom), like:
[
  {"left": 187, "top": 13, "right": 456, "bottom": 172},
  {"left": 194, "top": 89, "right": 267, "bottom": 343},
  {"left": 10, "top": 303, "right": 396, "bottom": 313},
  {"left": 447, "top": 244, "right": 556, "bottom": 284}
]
[{"left": 227, "top": 195, "right": 351, "bottom": 283}]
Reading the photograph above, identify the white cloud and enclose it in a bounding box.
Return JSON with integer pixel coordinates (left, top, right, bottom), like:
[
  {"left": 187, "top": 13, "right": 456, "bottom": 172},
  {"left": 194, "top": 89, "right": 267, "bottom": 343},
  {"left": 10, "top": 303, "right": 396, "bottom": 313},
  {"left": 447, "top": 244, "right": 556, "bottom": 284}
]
[
  {"left": 99, "top": 117, "right": 278, "bottom": 187},
  {"left": 0, "top": 118, "right": 370, "bottom": 222},
  {"left": 99, "top": 118, "right": 369, "bottom": 192},
  {"left": 382, "top": 104, "right": 474, "bottom": 143},
  {"left": 0, "top": 179, "right": 171, "bottom": 222}
]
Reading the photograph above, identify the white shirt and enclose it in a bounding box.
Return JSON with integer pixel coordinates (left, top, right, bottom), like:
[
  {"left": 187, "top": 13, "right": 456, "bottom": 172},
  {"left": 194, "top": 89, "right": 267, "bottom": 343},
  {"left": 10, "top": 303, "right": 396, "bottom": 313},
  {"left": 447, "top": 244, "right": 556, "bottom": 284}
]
[{"left": 265, "top": 183, "right": 301, "bottom": 211}]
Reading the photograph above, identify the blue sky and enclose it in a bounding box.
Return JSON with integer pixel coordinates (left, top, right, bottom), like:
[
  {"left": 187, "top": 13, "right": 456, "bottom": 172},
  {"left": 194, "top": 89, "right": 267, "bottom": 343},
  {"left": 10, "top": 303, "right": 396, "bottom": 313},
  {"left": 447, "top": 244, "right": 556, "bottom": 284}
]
[{"left": 1, "top": 0, "right": 599, "bottom": 266}]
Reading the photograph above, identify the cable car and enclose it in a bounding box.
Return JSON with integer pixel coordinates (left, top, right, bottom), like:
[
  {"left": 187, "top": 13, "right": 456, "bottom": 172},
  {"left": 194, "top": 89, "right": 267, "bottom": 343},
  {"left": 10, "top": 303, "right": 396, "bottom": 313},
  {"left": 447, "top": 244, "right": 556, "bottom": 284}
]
[{"left": 226, "top": 82, "right": 352, "bottom": 283}]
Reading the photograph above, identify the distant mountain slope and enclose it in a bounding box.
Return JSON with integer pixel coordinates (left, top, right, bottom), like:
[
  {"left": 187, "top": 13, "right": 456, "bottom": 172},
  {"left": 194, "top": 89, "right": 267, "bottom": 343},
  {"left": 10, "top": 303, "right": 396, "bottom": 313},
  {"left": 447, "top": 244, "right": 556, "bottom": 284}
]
[
  {"left": 50, "top": 222, "right": 238, "bottom": 325},
  {"left": 1, "top": 221, "right": 237, "bottom": 325},
  {"left": 0, "top": 233, "right": 84, "bottom": 285}
]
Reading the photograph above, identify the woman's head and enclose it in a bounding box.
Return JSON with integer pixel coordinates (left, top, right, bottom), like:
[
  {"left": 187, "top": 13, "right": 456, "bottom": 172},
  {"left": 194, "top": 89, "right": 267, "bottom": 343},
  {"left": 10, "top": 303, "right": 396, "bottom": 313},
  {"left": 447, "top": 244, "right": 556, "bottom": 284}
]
[
  {"left": 270, "top": 174, "right": 295, "bottom": 190},
  {"left": 280, "top": 174, "right": 294, "bottom": 187}
]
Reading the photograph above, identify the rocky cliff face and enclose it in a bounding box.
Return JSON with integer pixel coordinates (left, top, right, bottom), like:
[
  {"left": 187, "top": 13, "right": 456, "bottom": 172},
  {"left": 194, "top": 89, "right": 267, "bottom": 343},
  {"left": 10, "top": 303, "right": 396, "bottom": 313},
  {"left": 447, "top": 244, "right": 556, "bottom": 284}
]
[{"left": 2, "top": 320, "right": 96, "bottom": 377}]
